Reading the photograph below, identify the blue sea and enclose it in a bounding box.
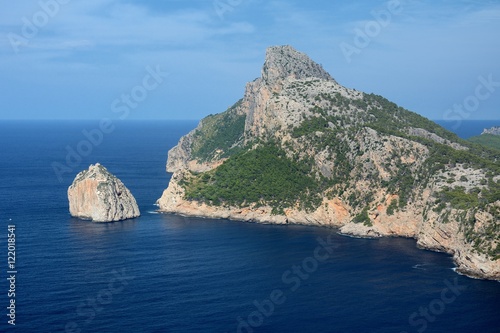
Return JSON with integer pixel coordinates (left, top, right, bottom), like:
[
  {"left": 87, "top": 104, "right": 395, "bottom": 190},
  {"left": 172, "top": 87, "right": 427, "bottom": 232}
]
[
  {"left": 435, "top": 119, "right": 500, "bottom": 139},
  {"left": 0, "top": 120, "right": 499, "bottom": 333}
]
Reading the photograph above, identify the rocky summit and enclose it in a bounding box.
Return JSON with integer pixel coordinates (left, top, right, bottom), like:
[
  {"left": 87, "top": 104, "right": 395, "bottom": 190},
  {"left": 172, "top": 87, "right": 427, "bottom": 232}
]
[
  {"left": 157, "top": 45, "right": 500, "bottom": 280},
  {"left": 68, "top": 163, "right": 140, "bottom": 222}
]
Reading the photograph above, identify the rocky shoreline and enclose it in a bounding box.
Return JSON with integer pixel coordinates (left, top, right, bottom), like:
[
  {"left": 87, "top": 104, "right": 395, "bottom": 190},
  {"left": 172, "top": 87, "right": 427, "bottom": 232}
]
[
  {"left": 156, "top": 45, "right": 499, "bottom": 281},
  {"left": 157, "top": 175, "right": 499, "bottom": 281}
]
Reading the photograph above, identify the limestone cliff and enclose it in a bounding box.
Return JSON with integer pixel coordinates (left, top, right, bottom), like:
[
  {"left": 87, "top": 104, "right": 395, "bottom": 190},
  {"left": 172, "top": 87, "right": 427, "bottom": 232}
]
[
  {"left": 68, "top": 163, "right": 140, "bottom": 222},
  {"left": 157, "top": 45, "right": 500, "bottom": 280},
  {"left": 482, "top": 126, "right": 500, "bottom": 136}
]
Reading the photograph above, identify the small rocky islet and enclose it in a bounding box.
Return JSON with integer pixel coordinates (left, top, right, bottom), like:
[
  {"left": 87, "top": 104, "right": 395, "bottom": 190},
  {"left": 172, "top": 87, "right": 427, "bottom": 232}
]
[{"left": 68, "top": 163, "right": 140, "bottom": 222}]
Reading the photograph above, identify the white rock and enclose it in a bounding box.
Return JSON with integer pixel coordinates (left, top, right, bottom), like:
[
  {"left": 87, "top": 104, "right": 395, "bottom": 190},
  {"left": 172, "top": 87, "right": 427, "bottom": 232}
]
[{"left": 68, "top": 163, "right": 140, "bottom": 222}]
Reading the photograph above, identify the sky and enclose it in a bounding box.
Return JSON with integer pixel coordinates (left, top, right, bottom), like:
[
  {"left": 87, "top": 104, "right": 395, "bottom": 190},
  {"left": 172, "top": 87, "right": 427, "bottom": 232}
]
[{"left": 0, "top": 0, "right": 499, "bottom": 122}]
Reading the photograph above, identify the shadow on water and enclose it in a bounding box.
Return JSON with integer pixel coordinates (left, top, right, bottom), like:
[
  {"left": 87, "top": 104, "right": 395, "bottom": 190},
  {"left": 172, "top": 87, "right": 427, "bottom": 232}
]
[{"left": 68, "top": 216, "right": 140, "bottom": 237}]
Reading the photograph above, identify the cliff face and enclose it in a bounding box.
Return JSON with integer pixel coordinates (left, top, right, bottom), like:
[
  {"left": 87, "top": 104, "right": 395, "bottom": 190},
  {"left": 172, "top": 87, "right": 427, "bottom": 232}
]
[
  {"left": 482, "top": 126, "right": 500, "bottom": 136},
  {"left": 157, "top": 45, "right": 500, "bottom": 280},
  {"left": 68, "top": 163, "right": 140, "bottom": 222}
]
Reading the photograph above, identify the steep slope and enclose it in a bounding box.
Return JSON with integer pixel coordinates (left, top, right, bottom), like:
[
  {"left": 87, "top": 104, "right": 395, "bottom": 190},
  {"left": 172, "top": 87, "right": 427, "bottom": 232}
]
[
  {"left": 158, "top": 45, "right": 500, "bottom": 280},
  {"left": 469, "top": 126, "right": 500, "bottom": 151}
]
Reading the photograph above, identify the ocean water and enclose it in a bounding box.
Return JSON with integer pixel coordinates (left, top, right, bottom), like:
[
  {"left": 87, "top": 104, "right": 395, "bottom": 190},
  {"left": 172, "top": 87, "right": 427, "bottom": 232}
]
[
  {"left": 0, "top": 120, "right": 499, "bottom": 333},
  {"left": 435, "top": 119, "right": 500, "bottom": 139}
]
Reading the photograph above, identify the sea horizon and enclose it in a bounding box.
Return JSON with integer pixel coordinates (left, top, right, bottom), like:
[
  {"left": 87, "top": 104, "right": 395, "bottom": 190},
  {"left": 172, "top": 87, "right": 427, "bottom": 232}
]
[{"left": 2, "top": 118, "right": 498, "bottom": 139}]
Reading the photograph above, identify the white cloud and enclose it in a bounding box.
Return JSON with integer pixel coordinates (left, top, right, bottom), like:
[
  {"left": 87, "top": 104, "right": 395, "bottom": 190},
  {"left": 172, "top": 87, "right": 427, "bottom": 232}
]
[{"left": 1, "top": 0, "right": 255, "bottom": 54}]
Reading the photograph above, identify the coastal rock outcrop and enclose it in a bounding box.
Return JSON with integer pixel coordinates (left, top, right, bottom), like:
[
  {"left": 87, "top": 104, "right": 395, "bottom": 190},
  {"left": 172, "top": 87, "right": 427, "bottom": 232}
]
[
  {"left": 157, "top": 45, "right": 500, "bottom": 280},
  {"left": 68, "top": 163, "right": 140, "bottom": 222},
  {"left": 481, "top": 126, "right": 500, "bottom": 136}
]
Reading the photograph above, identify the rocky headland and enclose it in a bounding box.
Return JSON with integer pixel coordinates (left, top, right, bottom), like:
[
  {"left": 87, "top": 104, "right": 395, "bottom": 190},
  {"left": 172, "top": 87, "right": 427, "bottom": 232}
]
[
  {"left": 482, "top": 126, "right": 500, "bottom": 136},
  {"left": 157, "top": 45, "right": 500, "bottom": 280},
  {"left": 468, "top": 126, "right": 500, "bottom": 151},
  {"left": 68, "top": 163, "right": 140, "bottom": 222}
]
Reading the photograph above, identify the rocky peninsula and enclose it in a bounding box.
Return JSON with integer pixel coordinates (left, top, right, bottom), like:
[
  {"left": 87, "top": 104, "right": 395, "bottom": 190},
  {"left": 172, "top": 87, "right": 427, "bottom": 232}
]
[{"left": 157, "top": 45, "right": 500, "bottom": 280}]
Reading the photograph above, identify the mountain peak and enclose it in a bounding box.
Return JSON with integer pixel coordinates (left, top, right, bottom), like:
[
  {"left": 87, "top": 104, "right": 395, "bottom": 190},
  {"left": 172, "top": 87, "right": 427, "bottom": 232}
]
[
  {"left": 262, "top": 45, "right": 335, "bottom": 87},
  {"left": 159, "top": 45, "right": 500, "bottom": 281}
]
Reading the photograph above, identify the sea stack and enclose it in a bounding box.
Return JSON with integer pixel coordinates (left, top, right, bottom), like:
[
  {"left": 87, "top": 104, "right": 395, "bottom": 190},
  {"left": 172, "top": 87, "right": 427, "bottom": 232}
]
[{"left": 68, "top": 163, "right": 140, "bottom": 222}]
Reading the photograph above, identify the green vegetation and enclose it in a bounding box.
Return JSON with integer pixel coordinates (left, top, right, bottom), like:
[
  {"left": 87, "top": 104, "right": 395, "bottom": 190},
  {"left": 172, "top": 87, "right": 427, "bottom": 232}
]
[
  {"left": 438, "top": 186, "right": 479, "bottom": 210},
  {"left": 437, "top": 177, "right": 500, "bottom": 212},
  {"left": 353, "top": 207, "right": 372, "bottom": 226},
  {"left": 363, "top": 94, "right": 460, "bottom": 142},
  {"left": 191, "top": 100, "right": 246, "bottom": 161},
  {"left": 305, "top": 91, "right": 350, "bottom": 108},
  {"left": 381, "top": 163, "right": 415, "bottom": 209},
  {"left": 360, "top": 94, "right": 500, "bottom": 188},
  {"left": 305, "top": 129, "right": 357, "bottom": 200},
  {"left": 481, "top": 177, "right": 500, "bottom": 205},
  {"left": 413, "top": 139, "right": 500, "bottom": 196},
  {"left": 435, "top": 181, "right": 499, "bottom": 258},
  {"left": 461, "top": 208, "right": 500, "bottom": 259},
  {"left": 291, "top": 114, "right": 329, "bottom": 137},
  {"left": 184, "top": 144, "right": 322, "bottom": 214},
  {"left": 355, "top": 94, "right": 500, "bottom": 194},
  {"left": 468, "top": 134, "right": 500, "bottom": 151},
  {"left": 386, "top": 199, "right": 398, "bottom": 215}
]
